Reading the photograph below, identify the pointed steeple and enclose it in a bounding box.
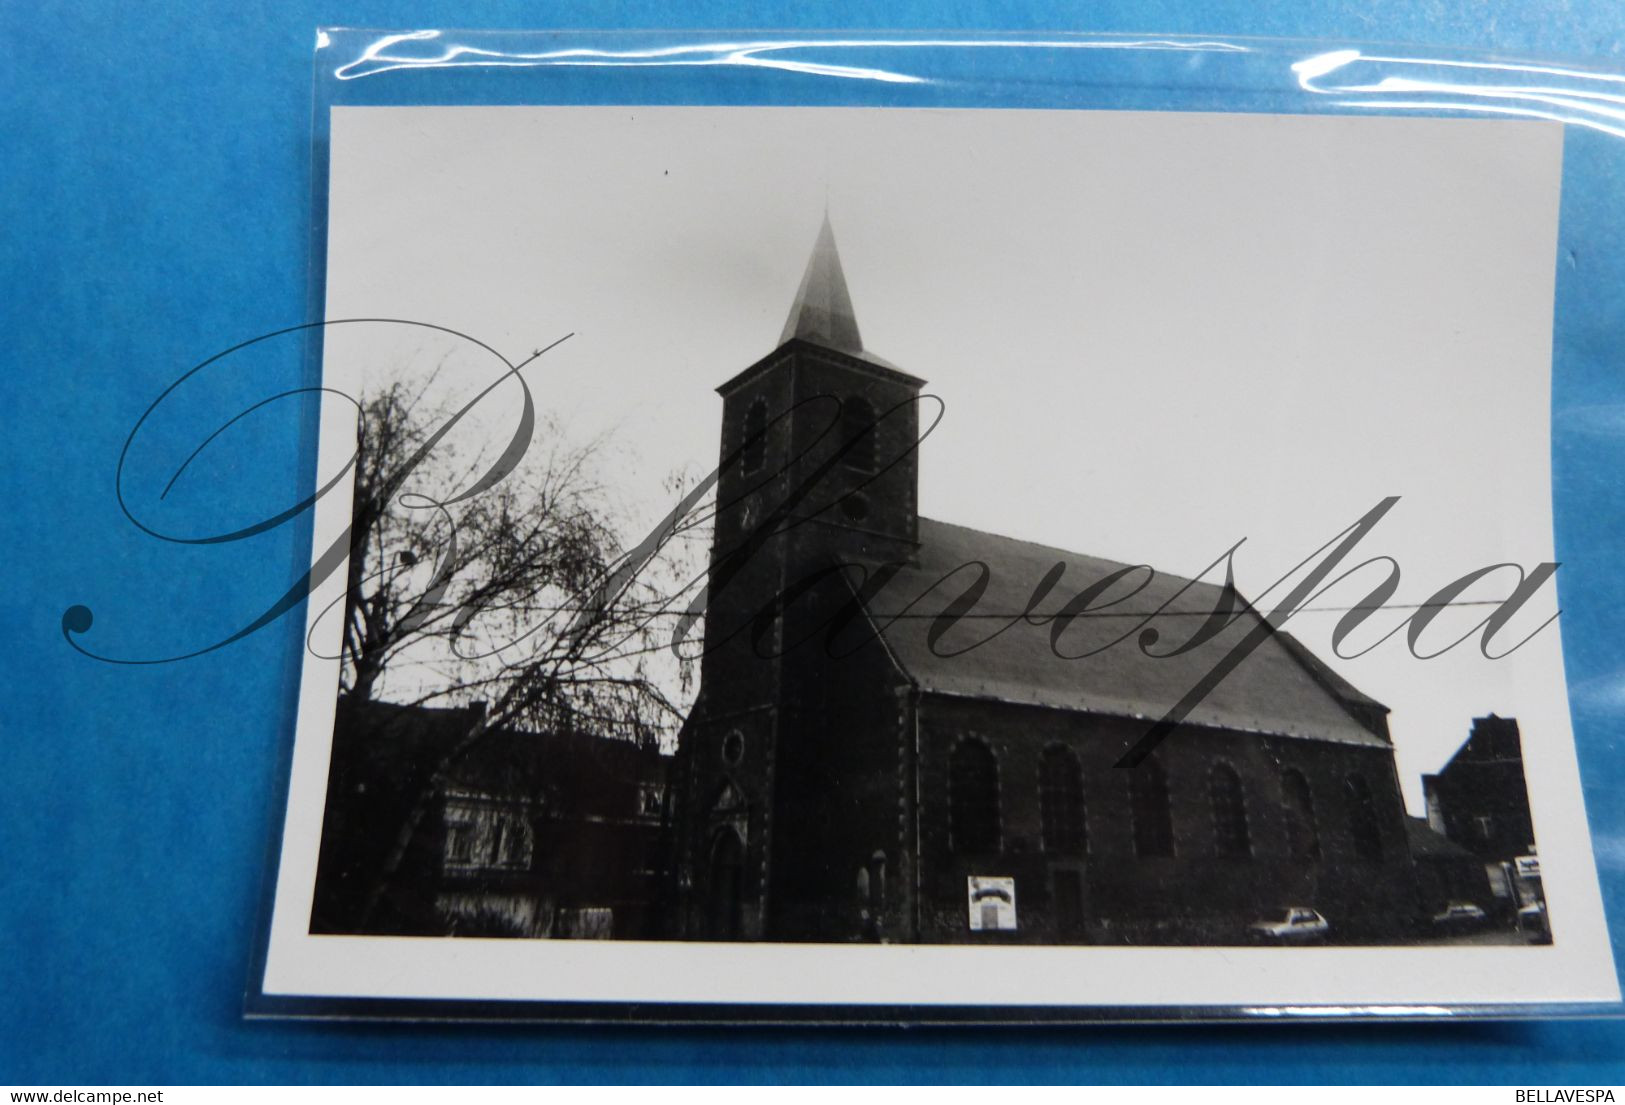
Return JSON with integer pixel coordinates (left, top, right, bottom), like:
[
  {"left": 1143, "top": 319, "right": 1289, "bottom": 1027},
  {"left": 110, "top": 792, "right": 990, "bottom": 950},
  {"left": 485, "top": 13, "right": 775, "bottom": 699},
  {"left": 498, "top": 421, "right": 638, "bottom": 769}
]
[{"left": 779, "top": 213, "right": 863, "bottom": 354}]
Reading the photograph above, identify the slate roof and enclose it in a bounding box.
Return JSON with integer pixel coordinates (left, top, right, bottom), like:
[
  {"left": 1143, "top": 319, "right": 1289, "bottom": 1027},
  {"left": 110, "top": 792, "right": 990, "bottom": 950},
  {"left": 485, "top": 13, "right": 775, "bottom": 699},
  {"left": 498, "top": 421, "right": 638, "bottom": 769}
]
[
  {"left": 747, "top": 219, "right": 1388, "bottom": 749},
  {"left": 843, "top": 518, "right": 1391, "bottom": 748},
  {"left": 1405, "top": 816, "right": 1479, "bottom": 860},
  {"left": 780, "top": 212, "right": 865, "bottom": 354},
  {"left": 712, "top": 214, "right": 915, "bottom": 389}
]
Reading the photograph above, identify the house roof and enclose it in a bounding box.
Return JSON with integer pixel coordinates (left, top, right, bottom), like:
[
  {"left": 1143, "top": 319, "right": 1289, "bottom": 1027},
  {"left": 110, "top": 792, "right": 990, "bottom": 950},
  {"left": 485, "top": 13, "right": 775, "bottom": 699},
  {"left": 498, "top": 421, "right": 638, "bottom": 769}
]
[
  {"left": 1405, "top": 816, "right": 1478, "bottom": 860},
  {"left": 842, "top": 517, "right": 1391, "bottom": 748},
  {"left": 333, "top": 698, "right": 667, "bottom": 811}
]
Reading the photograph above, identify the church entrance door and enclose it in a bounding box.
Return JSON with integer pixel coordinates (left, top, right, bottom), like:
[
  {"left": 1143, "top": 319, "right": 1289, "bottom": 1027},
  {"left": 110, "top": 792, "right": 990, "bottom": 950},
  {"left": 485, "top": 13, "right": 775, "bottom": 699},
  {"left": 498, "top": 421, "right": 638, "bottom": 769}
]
[{"left": 707, "top": 829, "right": 744, "bottom": 939}]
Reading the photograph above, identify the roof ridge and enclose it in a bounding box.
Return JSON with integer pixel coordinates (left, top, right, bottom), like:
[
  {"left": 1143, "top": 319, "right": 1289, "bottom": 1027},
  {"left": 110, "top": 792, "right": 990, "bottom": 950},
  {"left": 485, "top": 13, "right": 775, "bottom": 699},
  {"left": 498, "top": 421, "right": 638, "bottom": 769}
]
[
  {"left": 851, "top": 517, "right": 1393, "bottom": 747},
  {"left": 915, "top": 515, "right": 1228, "bottom": 597}
]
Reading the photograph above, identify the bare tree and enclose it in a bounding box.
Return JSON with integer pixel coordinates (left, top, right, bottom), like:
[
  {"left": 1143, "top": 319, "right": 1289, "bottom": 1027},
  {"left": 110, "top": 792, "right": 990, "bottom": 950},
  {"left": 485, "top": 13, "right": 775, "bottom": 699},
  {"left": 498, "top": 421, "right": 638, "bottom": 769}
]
[
  {"left": 326, "top": 366, "right": 713, "bottom": 927},
  {"left": 339, "top": 372, "right": 708, "bottom": 742}
]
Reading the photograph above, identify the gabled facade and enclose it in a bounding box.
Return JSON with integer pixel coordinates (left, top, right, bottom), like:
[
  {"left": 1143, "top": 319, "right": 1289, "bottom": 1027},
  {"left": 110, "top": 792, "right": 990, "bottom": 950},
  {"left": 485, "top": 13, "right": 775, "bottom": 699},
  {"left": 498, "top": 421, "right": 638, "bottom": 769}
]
[
  {"left": 1423, "top": 714, "right": 1544, "bottom": 920},
  {"left": 1424, "top": 714, "right": 1537, "bottom": 861}
]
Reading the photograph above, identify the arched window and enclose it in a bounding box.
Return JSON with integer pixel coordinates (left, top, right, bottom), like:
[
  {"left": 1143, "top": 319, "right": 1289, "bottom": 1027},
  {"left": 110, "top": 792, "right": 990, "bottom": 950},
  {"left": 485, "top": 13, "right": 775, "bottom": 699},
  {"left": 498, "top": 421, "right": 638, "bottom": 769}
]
[
  {"left": 1209, "top": 762, "right": 1251, "bottom": 857},
  {"left": 840, "top": 396, "right": 877, "bottom": 473},
  {"left": 1345, "top": 774, "right": 1384, "bottom": 861},
  {"left": 1130, "top": 758, "right": 1174, "bottom": 858},
  {"left": 1039, "top": 745, "right": 1087, "bottom": 854},
  {"left": 949, "top": 739, "right": 1001, "bottom": 853},
  {"left": 1281, "top": 769, "right": 1320, "bottom": 860},
  {"left": 740, "top": 398, "right": 767, "bottom": 475}
]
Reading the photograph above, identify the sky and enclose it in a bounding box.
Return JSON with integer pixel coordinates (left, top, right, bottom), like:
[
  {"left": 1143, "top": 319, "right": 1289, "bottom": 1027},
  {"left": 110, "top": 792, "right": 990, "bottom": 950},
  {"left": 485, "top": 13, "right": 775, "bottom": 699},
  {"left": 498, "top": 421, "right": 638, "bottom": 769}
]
[{"left": 321, "top": 104, "right": 1568, "bottom": 815}]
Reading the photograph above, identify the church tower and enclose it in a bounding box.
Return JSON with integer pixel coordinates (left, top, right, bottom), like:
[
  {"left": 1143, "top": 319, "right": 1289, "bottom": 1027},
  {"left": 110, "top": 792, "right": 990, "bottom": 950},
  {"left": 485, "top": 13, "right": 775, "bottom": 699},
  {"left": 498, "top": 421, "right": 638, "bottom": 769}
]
[
  {"left": 714, "top": 213, "right": 925, "bottom": 572},
  {"left": 669, "top": 216, "right": 926, "bottom": 940}
]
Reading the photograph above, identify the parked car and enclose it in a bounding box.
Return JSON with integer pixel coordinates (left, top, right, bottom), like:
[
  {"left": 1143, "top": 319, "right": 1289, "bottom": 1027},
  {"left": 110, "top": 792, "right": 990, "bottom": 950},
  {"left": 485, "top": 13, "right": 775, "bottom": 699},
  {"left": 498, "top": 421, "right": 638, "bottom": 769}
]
[
  {"left": 1247, "top": 907, "right": 1329, "bottom": 943},
  {"left": 1430, "top": 902, "right": 1488, "bottom": 932},
  {"left": 1518, "top": 902, "right": 1552, "bottom": 944}
]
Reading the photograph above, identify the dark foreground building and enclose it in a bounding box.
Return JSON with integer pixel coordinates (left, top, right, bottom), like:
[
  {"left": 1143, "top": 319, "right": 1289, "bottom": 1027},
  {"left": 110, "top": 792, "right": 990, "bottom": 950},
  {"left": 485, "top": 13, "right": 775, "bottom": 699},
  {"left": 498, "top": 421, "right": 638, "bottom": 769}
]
[
  {"left": 1424, "top": 714, "right": 1545, "bottom": 924},
  {"left": 666, "top": 217, "right": 1433, "bottom": 945},
  {"left": 311, "top": 698, "right": 669, "bottom": 939},
  {"left": 1405, "top": 816, "right": 1496, "bottom": 920}
]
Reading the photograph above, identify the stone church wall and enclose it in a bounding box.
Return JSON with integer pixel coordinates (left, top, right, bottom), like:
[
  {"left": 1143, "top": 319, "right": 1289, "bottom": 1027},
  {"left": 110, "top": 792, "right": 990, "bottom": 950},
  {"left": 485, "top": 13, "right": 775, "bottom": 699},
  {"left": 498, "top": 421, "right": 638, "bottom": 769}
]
[{"left": 914, "top": 696, "right": 1421, "bottom": 944}]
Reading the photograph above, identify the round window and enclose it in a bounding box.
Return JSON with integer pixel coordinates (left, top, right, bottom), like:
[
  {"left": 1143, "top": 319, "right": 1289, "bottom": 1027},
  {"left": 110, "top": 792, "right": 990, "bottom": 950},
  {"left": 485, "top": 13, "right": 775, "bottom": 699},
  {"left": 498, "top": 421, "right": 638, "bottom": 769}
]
[
  {"left": 841, "top": 492, "right": 870, "bottom": 522},
  {"left": 721, "top": 730, "right": 745, "bottom": 765}
]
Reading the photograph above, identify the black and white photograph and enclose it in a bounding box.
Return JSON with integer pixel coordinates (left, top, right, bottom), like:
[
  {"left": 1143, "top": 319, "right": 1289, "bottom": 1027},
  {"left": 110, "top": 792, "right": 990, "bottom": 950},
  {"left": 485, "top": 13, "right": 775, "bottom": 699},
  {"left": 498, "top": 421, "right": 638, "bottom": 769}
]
[{"left": 261, "top": 105, "right": 1617, "bottom": 1009}]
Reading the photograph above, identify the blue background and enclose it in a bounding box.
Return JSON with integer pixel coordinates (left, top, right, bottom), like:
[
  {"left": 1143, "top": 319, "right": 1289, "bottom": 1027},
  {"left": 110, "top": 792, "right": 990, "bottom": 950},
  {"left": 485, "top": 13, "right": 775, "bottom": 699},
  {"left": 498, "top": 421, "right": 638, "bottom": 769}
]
[{"left": 6, "top": 1, "right": 1625, "bottom": 1085}]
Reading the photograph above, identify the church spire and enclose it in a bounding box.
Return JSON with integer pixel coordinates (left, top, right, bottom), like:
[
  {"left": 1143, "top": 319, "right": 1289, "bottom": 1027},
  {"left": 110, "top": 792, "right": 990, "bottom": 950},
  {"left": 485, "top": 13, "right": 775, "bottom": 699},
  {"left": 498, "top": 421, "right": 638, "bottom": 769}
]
[{"left": 779, "top": 213, "right": 863, "bottom": 354}]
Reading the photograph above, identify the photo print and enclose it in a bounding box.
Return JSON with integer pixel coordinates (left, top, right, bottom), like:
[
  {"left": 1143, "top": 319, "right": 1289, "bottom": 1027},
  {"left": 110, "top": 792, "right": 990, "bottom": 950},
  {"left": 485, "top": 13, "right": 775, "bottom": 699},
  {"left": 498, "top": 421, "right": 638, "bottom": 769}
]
[{"left": 257, "top": 105, "right": 1618, "bottom": 1011}]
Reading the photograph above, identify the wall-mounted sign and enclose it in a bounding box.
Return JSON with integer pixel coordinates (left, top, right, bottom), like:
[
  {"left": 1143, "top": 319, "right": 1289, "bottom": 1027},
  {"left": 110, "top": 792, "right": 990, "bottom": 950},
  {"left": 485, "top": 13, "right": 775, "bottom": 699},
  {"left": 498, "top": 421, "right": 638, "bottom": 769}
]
[{"left": 967, "top": 876, "right": 1017, "bottom": 932}]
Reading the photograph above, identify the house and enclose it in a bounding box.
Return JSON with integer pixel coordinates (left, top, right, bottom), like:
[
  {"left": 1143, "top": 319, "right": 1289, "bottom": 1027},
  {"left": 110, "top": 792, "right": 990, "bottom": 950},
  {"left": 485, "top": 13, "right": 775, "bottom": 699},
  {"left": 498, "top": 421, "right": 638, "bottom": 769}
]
[
  {"left": 665, "top": 216, "right": 1427, "bottom": 945},
  {"left": 1424, "top": 714, "right": 1544, "bottom": 921},
  {"left": 310, "top": 697, "right": 670, "bottom": 939}
]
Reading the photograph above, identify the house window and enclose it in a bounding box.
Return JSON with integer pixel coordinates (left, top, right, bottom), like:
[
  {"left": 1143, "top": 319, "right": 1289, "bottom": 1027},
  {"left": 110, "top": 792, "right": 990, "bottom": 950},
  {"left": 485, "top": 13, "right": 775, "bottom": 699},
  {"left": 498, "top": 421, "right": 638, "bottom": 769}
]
[
  {"left": 740, "top": 398, "right": 767, "bottom": 475},
  {"left": 487, "top": 816, "right": 531, "bottom": 868},
  {"left": 841, "top": 396, "right": 877, "bottom": 473},
  {"left": 949, "top": 739, "right": 1001, "bottom": 853},
  {"left": 1039, "top": 745, "right": 1087, "bottom": 854},
  {"left": 1281, "top": 768, "right": 1320, "bottom": 860},
  {"left": 1346, "top": 774, "right": 1384, "bottom": 861},
  {"left": 444, "top": 821, "right": 473, "bottom": 866},
  {"left": 1209, "top": 762, "right": 1251, "bottom": 857},
  {"left": 1130, "top": 757, "right": 1174, "bottom": 858}
]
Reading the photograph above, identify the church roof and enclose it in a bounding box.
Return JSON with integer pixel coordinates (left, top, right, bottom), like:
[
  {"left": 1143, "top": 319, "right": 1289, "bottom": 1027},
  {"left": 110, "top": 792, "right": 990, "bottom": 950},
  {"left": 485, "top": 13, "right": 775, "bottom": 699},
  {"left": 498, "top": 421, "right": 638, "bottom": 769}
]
[{"left": 843, "top": 518, "right": 1391, "bottom": 749}]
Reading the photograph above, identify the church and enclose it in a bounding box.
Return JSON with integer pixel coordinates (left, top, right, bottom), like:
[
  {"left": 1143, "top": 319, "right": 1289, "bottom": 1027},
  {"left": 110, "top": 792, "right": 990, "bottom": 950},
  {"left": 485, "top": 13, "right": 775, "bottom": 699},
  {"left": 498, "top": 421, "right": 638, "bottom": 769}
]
[{"left": 666, "top": 217, "right": 1423, "bottom": 945}]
